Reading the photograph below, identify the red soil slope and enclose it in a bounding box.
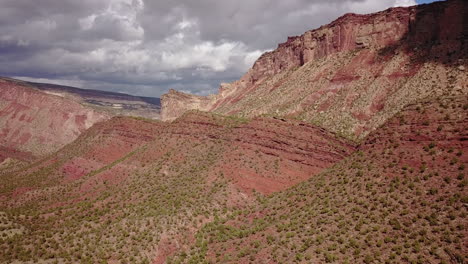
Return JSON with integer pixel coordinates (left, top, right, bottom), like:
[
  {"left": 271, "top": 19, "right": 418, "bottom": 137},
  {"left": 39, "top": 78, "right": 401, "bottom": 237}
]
[
  {"left": 168, "top": 112, "right": 355, "bottom": 194},
  {"left": 2, "top": 112, "right": 354, "bottom": 201},
  {"left": 0, "top": 113, "right": 354, "bottom": 263},
  {"left": 174, "top": 95, "right": 467, "bottom": 264},
  {"left": 0, "top": 78, "right": 109, "bottom": 159}
]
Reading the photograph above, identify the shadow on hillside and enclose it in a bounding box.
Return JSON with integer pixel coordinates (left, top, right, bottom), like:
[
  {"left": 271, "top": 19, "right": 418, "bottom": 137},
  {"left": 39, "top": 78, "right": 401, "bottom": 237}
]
[{"left": 378, "top": 0, "right": 468, "bottom": 65}]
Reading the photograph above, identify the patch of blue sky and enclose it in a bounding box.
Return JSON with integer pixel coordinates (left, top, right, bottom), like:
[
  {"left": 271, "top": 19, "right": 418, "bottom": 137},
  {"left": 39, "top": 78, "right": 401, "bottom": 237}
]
[{"left": 416, "top": 0, "right": 444, "bottom": 4}]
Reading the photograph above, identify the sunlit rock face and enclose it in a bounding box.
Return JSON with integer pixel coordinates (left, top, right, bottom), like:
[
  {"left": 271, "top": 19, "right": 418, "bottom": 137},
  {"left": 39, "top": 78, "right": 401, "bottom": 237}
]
[{"left": 161, "top": 0, "right": 467, "bottom": 140}]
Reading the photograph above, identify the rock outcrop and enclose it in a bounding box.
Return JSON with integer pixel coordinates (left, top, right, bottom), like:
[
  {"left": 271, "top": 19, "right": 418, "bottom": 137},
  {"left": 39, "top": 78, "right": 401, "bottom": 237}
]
[
  {"left": 161, "top": 89, "right": 214, "bottom": 121},
  {"left": 161, "top": 0, "right": 468, "bottom": 140}
]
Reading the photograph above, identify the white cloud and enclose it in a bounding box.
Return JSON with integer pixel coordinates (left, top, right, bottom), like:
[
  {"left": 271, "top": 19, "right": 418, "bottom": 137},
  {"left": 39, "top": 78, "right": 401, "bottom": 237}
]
[
  {"left": 160, "top": 40, "right": 264, "bottom": 72},
  {"left": 0, "top": 0, "right": 425, "bottom": 97},
  {"left": 394, "top": 0, "right": 418, "bottom": 7},
  {"left": 79, "top": 15, "right": 97, "bottom": 31}
]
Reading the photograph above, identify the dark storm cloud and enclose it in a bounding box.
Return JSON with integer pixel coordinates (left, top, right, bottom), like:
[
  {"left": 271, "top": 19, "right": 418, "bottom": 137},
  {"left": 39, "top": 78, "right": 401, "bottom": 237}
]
[
  {"left": 140, "top": 0, "right": 372, "bottom": 49},
  {"left": 0, "top": 0, "right": 416, "bottom": 97}
]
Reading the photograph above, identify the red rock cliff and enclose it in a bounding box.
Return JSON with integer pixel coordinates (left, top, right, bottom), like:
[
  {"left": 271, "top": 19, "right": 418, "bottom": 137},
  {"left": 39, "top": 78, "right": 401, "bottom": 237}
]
[{"left": 161, "top": 0, "right": 468, "bottom": 139}]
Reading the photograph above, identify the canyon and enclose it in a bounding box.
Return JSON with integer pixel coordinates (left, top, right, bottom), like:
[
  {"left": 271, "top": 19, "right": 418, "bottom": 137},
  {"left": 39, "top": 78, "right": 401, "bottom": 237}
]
[{"left": 0, "top": 0, "right": 466, "bottom": 263}]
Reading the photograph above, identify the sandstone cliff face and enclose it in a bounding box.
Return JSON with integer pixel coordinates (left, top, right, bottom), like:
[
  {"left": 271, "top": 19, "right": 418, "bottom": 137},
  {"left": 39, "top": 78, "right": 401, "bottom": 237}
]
[
  {"left": 161, "top": 89, "right": 214, "bottom": 121},
  {"left": 0, "top": 79, "right": 109, "bottom": 159},
  {"left": 161, "top": 0, "right": 468, "bottom": 140}
]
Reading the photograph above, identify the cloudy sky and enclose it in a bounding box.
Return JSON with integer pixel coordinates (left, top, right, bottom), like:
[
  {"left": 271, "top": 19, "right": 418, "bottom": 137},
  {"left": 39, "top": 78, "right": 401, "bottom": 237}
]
[{"left": 1, "top": 0, "right": 439, "bottom": 97}]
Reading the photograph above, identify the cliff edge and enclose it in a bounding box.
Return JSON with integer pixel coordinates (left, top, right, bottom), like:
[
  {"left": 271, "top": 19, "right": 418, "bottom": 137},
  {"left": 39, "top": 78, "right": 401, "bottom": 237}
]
[{"left": 161, "top": 0, "right": 467, "bottom": 140}]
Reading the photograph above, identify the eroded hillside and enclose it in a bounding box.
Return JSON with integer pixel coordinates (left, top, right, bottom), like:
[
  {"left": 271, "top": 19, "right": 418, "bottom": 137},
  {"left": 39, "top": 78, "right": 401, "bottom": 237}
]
[
  {"left": 173, "top": 95, "right": 467, "bottom": 263},
  {"left": 0, "top": 78, "right": 109, "bottom": 160},
  {"left": 0, "top": 77, "right": 162, "bottom": 162},
  {"left": 0, "top": 112, "right": 354, "bottom": 263},
  {"left": 162, "top": 0, "right": 468, "bottom": 140}
]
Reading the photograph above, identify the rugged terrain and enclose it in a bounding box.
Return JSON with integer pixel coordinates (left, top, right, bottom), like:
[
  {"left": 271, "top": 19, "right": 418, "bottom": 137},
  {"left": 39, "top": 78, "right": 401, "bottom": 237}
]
[
  {"left": 172, "top": 95, "right": 467, "bottom": 264},
  {"left": 0, "top": 77, "right": 160, "bottom": 161},
  {"left": 0, "top": 0, "right": 466, "bottom": 263},
  {"left": 1, "top": 94, "right": 465, "bottom": 263},
  {"left": 0, "top": 78, "right": 109, "bottom": 160},
  {"left": 0, "top": 111, "right": 353, "bottom": 263},
  {"left": 162, "top": 0, "right": 467, "bottom": 140}
]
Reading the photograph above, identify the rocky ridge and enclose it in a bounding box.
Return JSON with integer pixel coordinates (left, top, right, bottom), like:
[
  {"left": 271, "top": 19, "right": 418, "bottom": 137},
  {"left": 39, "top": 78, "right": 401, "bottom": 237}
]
[{"left": 162, "top": 0, "right": 468, "bottom": 140}]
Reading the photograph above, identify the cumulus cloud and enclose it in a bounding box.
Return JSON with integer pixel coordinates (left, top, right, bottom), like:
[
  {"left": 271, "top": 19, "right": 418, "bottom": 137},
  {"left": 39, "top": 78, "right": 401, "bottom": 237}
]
[
  {"left": 394, "top": 0, "right": 418, "bottom": 7},
  {"left": 0, "top": 0, "right": 422, "bottom": 97}
]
